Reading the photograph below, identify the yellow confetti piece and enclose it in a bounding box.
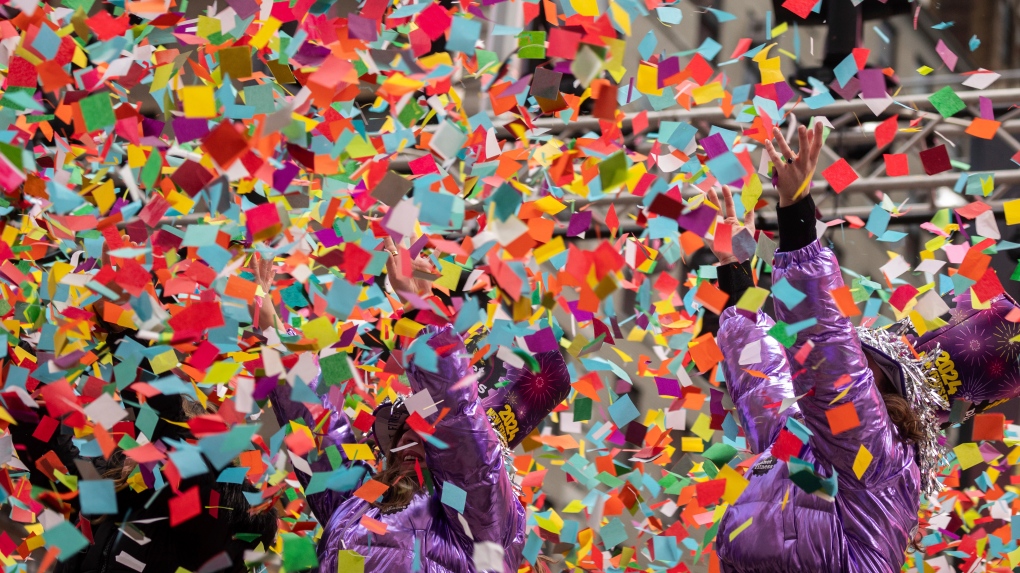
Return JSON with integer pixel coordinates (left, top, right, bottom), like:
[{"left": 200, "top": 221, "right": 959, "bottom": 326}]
[
  {"left": 736, "top": 287, "right": 770, "bottom": 313},
  {"left": 434, "top": 259, "right": 464, "bottom": 290},
  {"left": 304, "top": 316, "right": 339, "bottom": 350},
  {"left": 180, "top": 85, "right": 216, "bottom": 118},
  {"left": 204, "top": 361, "right": 242, "bottom": 384},
  {"left": 562, "top": 500, "right": 587, "bottom": 513},
  {"left": 1007, "top": 447, "right": 1020, "bottom": 465},
  {"left": 570, "top": 0, "right": 598, "bottom": 16},
  {"left": 717, "top": 464, "right": 749, "bottom": 504},
  {"left": 534, "top": 236, "right": 566, "bottom": 264},
  {"left": 342, "top": 443, "right": 376, "bottom": 461},
  {"left": 954, "top": 442, "right": 984, "bottom": 470},
  {"left": 828, "top": 387, "right": 851, "bottom": 405},
  {"left": 691, "top": 413, "right": 714, "bottom": 441},
  {"left": 742, "top": 174, "right": 763, "bottom": 213},
  {"left": 249, "top": 17, "right": 282, "bottom": 50},
  {"left": 681, "top": 437, "right": 704, "bottom": 452},
  {"left": 1005, "top": 198, "right": 1020, "bottom": 225},
  {"left": 692, "top": 82, "right": 724, "bottom": 105},
  {"left": 534, "top": 196, "right": 566, "bottom": 215},
  {"left": 853, "top": 444, "right": 873, "bottom": 479},
  {"left": 535, "top": 510, "right": 564, "bottom": 534},
  {"left": 395, "top": 318, "right": 425, "bottom": 338},
  {"left": 90, "top": 179, "right": 116, "bottom": 215},
  {"left": 758, "top": 57, "right": 784, "bottom": 85},
  {"left": 608, "top": 1, "right": 631, "bottom": 35},
  {"left": 1009, "top": 546, "right": 1020, "bottom": 568},
  {"left": 0, "top": 405, "right": 15, "bottom": 425},
  {"left": 728, "top": 517, "right": 753, "bottom": 542},
  {"left": 636, "top": 63, "right": 663, "bottom": 96},
  {"left": 149, "top": 348, "right": 178, "bottom": 375}
]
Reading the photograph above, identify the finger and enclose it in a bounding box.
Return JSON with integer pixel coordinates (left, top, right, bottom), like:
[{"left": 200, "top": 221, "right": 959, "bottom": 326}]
[
  {"left": 800, "top": 133, "right": 814, "bottom": 168},
  {"left": 744, "top": 207, "right": 755, "bottom": 228},
  {"left": 773, "top": 127, "right": 796, "bottom": 160},
  {"left": 412, "top": 258, "right": 435, "bottom": 273},
  {"left": 722, "top": 185, "right": 736, "bottom": 221},
  {"left": 811, "top": 122, "right": 825, "bottom": 159},
  {"left": 706, "top": 187, "right": 721, "bottom": 215},
  {"left": 764, "top": 139, "right": 784, "bottom": 168}
]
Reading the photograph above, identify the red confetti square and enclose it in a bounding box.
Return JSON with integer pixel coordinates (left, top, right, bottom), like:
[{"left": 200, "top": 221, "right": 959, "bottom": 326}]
[
  {"left": 7, "top": 57, "right": 37, "bottom": 88},
  {"left": 771, "top": 429, "right": 804, "bottom": 461},
  {"left": 415, "top": 3, "right": 451, "bottom": 41},
  {"left": 973, "top": 267, "right": 1005, "bottom": 302},
  {"left": 781, "top": 0, "right": 816, "bottom": 19},
  {"left": 825, "top": 402, "right": 860, "bottom": 435},
  {"left": 695, "top": 478, "right": 726, "bottom": 506},
  {"left": 353, "top": 410, "right": 376, "bottom": 433},
  {"left": 875, "top": 115, "right": 898, "bottom": 149},
  {"left": 32, "top": 416, "right": 58, "bottom": 443},
  {"left": 889, "top": 284, "right": 919, "bottom": 312},
  {"left": 972, "top": 413, "right": 1005, "bottom": 441},
  {"left": 0, "top": 532, "right": 16, "bottom": 557},
  {"left": 547, "top": 28, "right": 582, "bottom": 60},
  {"left": 169, "top": 486, "right": 202, "bottom": 527},
  {"left": 884, "top": 153, "right": 909, "bottom": 176},
  {"left": 821, "top": 158, "right": 859, "bottom": 193},
  {"left": 920, "top": 145, "right": 951, "bottom": 175}
]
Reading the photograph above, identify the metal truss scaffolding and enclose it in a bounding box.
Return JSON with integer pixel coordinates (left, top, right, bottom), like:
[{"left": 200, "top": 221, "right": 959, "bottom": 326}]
[{"left": 142, "top": 87, "right": 1020, "bottom": 237}]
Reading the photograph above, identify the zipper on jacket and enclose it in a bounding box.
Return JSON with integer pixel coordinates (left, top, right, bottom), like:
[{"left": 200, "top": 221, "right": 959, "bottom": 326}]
[{"left": 96, "top": 525, "right": 117, "bottom": 573}]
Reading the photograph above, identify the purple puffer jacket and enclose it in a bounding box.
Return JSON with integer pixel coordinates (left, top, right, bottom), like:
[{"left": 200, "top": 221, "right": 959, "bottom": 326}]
[
  {"left": 270, "top": 324, "right": 526, "bottom": 573},
  {"left": 715, "top": 241, "right": 920, "bottom": 573}
]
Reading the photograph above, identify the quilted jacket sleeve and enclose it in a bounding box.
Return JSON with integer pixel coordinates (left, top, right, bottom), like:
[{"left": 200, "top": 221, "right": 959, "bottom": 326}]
[
  {"left": 269, "top": 370, "right": 368, "bottom": 524},
  {"left": 717, "top": 307, "right": 800, "bottom": 455},
  {"left": 771, "top": 198, "right": 910, "bottom": 484},
  {"left": 405, "top": 324, "right": 526, "bottom": 571}
]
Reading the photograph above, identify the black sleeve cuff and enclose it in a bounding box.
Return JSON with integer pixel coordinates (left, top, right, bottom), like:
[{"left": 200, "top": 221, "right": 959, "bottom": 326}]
[
  {"left": 777, "top": 195, "right": 818, "bottom": 252},
  {"left": 718, "top": 261, "right": 754, "bottom": 309}
]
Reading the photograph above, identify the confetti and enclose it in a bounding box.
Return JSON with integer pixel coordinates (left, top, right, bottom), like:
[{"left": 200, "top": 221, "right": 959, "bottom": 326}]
[{"left": 0, "top": 1, "right": 1009, "bottom": 572}]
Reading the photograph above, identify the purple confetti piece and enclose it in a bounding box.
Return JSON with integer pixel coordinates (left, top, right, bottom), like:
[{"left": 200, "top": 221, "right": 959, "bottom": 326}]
[{"left": 567, "top": 210, "right": 592, "bottom": 236}]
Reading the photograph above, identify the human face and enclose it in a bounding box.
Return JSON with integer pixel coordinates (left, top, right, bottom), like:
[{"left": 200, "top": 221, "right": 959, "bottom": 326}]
[
  {"left": 392, "top": 428, "right": 426, "bottom": 472},
  {"left": 867, "top": 354, "right": 893, "bottom": 394}
]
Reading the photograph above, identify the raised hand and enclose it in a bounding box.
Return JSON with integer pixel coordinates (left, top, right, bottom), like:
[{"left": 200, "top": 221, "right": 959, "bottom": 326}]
[
  {"left": 705, "top": 185, "right": 755, "bottom": 265},
  {"left": 383, "top": 236, "right": 437, "bottom": 303},
  {"left": 763, "top": 122, "right": 824, "bottom": 208},
  {"left": 248, "top": 254, "right": 280, "bottom": 329}
]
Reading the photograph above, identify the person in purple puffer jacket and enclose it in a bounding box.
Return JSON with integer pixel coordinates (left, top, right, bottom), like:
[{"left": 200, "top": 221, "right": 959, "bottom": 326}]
[
  {"left": 707, "top": 123, "right": 948, "bottom": 573},
  {"left": 248, "top": 254, "right": 569, "bottom": 573},
  {"left": 268, "top": 323, "right": 527, "bottom": 573}
]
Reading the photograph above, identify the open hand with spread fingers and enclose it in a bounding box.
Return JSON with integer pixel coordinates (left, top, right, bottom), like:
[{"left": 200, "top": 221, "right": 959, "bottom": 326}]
[
  {"left": 383, "top": 236, "right": 437, "bottom": 303},
  {"left": 704, "top": 185, "right": 755, "bottom": 265},
  {"left": 248, "top": 253, "right": 281, "bottom": 329},
  {"left": 763, "top": 122, "right": 824, "bottom": 208}
]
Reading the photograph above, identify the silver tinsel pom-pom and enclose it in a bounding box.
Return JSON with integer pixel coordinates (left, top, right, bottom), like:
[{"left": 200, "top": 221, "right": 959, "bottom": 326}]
[{"left": 856, "top": 326, "right": 949, "bottom": 498}]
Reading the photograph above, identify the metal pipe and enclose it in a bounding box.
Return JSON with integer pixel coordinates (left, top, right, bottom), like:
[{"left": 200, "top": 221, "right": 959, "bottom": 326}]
[
  {"left": 553, "top": 200, "right": 1011, "bottom": 238},
  {"left": 389, "top": 119, "right": 1020, "bottom": 173},
  {"left": 564, "top": 169, "right": 1020, "bottom": 209},
  {"left": 518, "top": 88, "right": 1020, "bottom": 134}
]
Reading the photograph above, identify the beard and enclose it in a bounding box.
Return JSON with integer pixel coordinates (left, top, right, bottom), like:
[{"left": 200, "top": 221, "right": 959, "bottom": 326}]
[{"left": 372, "top": 456, "right": 425, "bottom": 514}]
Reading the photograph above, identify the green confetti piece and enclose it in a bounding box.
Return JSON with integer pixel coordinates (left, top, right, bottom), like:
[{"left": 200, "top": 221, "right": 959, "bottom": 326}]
[
  {"left": 767, "top": 321, "right": 797, "bottom": 348},
  {"left": 927, "top": 85, "right": 966, "bottom": 118},
  {"left": 574, "top": 396, "right": 592, "bottom": 422},
  {"left": 79, "top": 92, "right": 117, "bottom": 132},
  {"left": 281, "top": 533, "right": 319, "bottom": 571}
]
